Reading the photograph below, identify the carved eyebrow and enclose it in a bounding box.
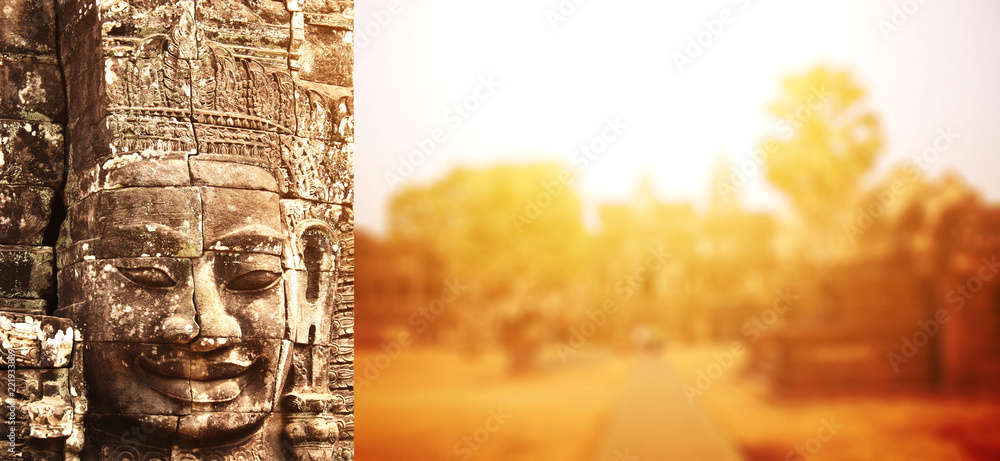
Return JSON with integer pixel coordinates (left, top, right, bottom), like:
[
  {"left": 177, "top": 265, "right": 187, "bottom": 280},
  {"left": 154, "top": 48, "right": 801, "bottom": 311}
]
[
  {"left": 112, "top": 223, "right": 200, "bottom": 248},
  {"left": 208, "top": 225, "right": 283, "bottom": 254}
]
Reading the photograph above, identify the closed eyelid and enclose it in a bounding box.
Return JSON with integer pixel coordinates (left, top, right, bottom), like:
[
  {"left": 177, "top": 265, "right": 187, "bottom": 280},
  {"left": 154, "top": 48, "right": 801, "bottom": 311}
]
[
  {"left": 117, "top": 266, "right": 177, "bottom": 288},
  {"left": 224, "top": 270, "right": 282, "bottom": 292}
]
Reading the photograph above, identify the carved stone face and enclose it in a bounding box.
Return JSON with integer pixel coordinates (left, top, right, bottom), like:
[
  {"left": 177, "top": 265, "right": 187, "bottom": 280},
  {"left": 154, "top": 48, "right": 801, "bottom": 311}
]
[{"left": 64, "top": 185, "right": 289, "bottom": 444}]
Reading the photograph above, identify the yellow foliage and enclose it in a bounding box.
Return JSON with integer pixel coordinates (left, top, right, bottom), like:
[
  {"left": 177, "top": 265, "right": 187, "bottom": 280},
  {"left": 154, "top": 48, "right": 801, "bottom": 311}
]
[
  {"left": 764, "top": 65, "right": 883, "bottom": 222},
  {"left": 387, "top": 163, "right": 591, "bottom": 291}
]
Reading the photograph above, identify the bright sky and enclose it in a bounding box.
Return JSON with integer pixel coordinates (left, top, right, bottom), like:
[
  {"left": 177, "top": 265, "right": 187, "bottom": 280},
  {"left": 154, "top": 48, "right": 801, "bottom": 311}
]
[{"left": 354, "top": 0, "right": 1000, "bottom": 234}]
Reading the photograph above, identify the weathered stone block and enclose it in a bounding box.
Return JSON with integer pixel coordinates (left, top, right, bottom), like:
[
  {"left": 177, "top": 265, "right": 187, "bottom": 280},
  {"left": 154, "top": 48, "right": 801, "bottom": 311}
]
[
  {"left": 0, "top": 120, "right": 64, "bottom": 188},
  {"left": 196, "top": 0, "right": 291, "bottom": 65},
  {"left": 108, "top": 0, "right": 189, "bottom": 37},
  {"left": 201, "top": 187, "right": 282, "bottom": 255},
  {"left": 80, "top": 414, "right": 179, "bottom": 458},
  {"left": 0, "top": 313, "right": 72, "bottom": 368},
  {"left": 1, "top": 368, "right": 73, "bottom": 448},
  {"left": 27, "top": 383, "right": 75, "bottom": 439},
  {"left": 190, "top": 159, "right": 279, "bottom": 193},
  {"left": 302, "top": 0, "right": 353, "bottom": 16},
  {"left": 0, "top": 246, "right": 53, "bottom": 299},
  {"left": 0, "top": 0, "right": 57, "bottom": 55},
  {"left": 0, "top": 57, "right": 65, "bottom": 123},
  {"left": 299, "top": 23, "right": 353, "bottom": 88},
  {"left": 10, "top": 369, "right": 71, "bottom": 409},
  {"left": 63, "top": 99, "right": 108, "bottom": 169},
  {"left": 62, "top": 187, "right": 203, "bottom": 263},
  {"left": 56, "top": 0, "right": 103, "bottom": 85},
  {"left": 63, "top": 56, "right": 108, "bottom": 130},
  {"left": 66, "top": 114, "right": 195, "bottom": 204},
  {"left": 0, "top": 185, "right": 53, "bottom": 246},
  {"left": 0, "top": 298, "right": 47, "bottom": 315},
  {"left": 0, "top": 412, "right": 29, "bottom": 444}
]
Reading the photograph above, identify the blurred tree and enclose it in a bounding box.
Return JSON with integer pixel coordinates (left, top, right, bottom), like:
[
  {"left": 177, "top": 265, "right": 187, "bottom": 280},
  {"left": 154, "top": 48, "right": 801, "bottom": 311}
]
[
  {"left": 387, "top": 163, "right": 592, "bottom": 370},
  {"left": 762, "top": 66, "right": 883, "bottom": 223},
  {"left": 388, "top": 163, "right": 590, "bottom": 285}
]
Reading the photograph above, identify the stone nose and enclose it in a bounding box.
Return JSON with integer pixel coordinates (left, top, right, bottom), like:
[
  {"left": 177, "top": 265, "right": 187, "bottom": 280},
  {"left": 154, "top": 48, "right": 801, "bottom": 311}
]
[
  {"left": 163, "top": 315, "right": 200, "bottom": 343},
  {"left": 190, "top": 255, "right": 243, "bottom": 352}
]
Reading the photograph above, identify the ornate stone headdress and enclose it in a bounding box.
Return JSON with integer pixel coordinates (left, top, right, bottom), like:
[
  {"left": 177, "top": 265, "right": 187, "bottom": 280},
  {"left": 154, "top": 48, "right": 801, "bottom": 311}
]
[{"left": 70, "top": 4, "right": 353, "bottom": 207}]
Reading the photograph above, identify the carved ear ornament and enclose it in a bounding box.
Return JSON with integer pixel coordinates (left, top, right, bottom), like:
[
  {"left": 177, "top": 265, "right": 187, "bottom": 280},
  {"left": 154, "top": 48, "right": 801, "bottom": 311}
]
[{"left": 286, "top": 220, "right": 338, "bottom": 272}]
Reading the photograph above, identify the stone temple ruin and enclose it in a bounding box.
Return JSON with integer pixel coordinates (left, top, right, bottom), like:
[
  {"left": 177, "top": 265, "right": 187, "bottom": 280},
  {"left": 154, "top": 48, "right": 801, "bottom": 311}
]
[{"left": 0, "top": 0, "right": 354, "bottom": 459}]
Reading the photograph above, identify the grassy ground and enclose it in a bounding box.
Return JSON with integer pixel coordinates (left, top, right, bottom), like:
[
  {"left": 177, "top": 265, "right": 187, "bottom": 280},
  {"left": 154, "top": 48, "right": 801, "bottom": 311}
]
[{"left": 355, "top": 344, "right": 1000, "bottom": 461}]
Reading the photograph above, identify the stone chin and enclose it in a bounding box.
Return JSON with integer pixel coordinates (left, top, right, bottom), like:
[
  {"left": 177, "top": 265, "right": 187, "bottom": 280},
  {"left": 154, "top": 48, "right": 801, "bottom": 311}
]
[{"left": 174, "top": 410, "right": 272, "bottom": 447}]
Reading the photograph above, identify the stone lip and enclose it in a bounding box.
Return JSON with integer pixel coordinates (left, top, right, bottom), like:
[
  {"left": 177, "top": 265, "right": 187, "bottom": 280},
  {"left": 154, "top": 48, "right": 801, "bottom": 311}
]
[{"left": 135, "top": 349, "right": 259, "bottom": 403}]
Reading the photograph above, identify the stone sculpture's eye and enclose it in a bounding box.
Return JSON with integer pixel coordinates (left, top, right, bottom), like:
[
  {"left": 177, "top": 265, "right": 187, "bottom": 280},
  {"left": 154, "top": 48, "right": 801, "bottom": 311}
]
[
  {"left": 118, "top": 267, "right": 176, "bottom": 288},
  {"left": 226, "top": 270, "right": 282, "bottom": 292}
]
